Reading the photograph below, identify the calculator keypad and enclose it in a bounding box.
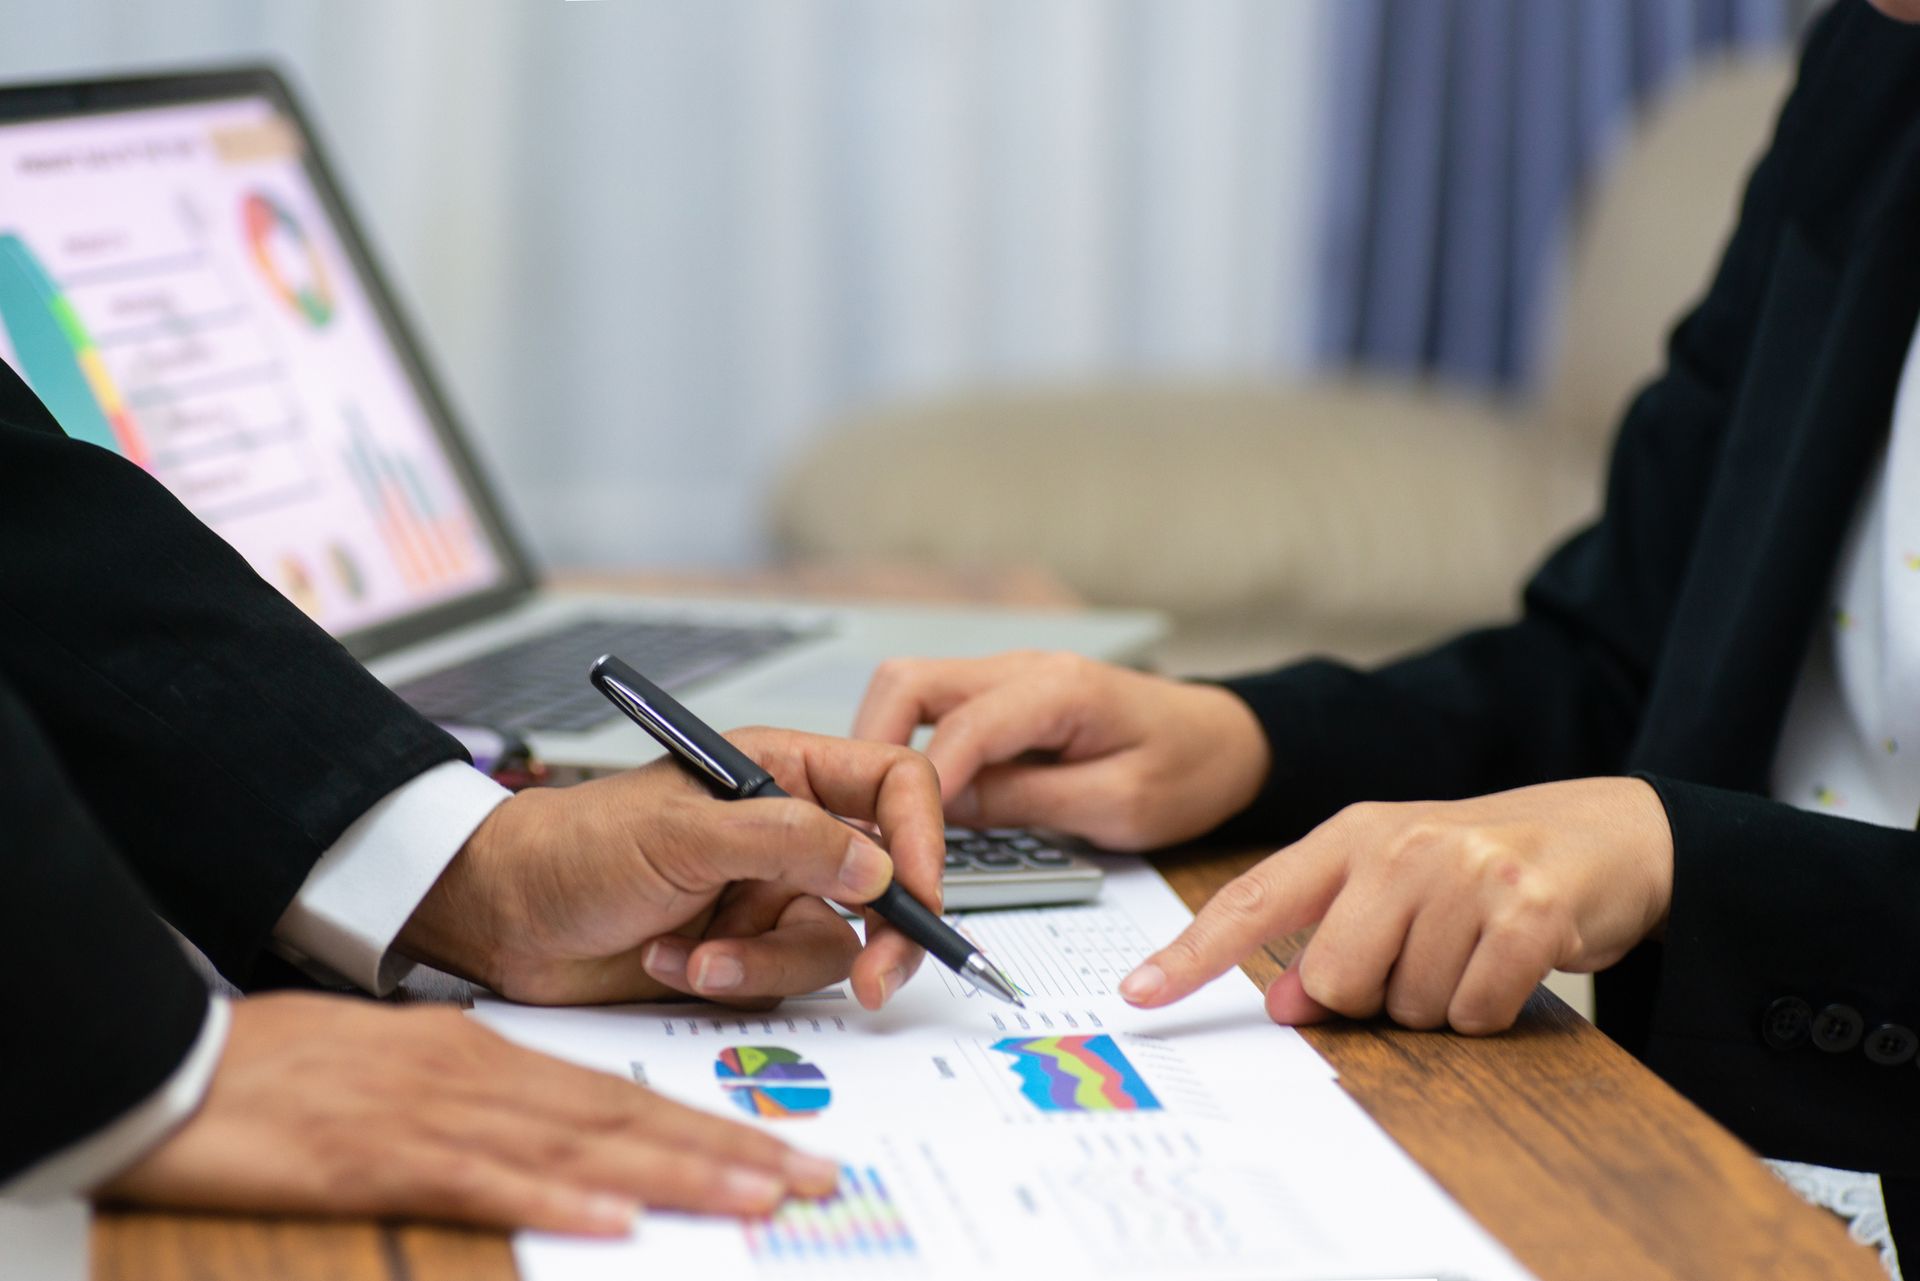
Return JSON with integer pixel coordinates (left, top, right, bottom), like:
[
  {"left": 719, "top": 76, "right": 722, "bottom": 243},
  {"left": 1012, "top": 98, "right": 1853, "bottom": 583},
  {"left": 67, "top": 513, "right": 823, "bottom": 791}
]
[{"left": 944, "top": 827, "right": 1074, "bottom": 872}]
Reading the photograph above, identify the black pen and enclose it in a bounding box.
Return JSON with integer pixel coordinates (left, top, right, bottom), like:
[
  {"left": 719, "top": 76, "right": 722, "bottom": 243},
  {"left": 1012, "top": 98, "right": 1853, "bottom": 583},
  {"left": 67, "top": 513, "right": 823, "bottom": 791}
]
[{"left": 588, "top": 653, "right": 1025, "bottom": 1007}]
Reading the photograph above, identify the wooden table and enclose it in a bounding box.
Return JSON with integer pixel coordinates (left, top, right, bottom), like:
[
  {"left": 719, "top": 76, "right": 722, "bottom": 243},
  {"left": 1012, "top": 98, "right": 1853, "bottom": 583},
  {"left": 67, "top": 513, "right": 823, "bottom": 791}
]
[{"left": 91, "top": 564, "right": 1885, "bottom": 1281}]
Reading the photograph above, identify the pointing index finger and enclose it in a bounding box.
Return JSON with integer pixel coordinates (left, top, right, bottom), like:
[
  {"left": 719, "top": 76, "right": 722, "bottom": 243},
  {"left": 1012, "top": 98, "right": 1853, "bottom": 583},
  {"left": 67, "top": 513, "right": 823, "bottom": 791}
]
[{"left": 1119, "top": 832, "right": 1347, "bottom": 1008}]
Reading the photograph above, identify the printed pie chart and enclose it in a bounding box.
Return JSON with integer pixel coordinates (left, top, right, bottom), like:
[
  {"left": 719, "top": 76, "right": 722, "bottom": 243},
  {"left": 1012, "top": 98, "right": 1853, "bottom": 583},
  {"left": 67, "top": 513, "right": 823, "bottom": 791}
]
[{"left": 715, "top": 1045, "right": 831, "bottom": 1119}]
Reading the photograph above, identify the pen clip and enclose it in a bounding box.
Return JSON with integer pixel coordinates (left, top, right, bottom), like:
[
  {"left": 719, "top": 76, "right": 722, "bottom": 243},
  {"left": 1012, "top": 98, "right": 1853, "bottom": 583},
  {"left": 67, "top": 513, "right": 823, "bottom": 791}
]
[{"left": 588, "top": 654, "right": 765, "bottom": 797}]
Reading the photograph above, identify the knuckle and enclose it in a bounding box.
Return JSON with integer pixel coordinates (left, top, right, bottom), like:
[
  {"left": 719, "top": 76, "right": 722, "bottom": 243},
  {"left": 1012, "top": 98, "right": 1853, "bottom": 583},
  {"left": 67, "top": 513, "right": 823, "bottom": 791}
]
[
  {"left": 1033, "top": 651, "right": 1086, "bottom": 700},
  {"left": 1158, "top": 931, "right": 1209, "bottom": 975},
  {"left": 1448, "top": 983, "right": 1526, "bottom": 1036},
  {"left": 1101, "top": 784, "right": 1158, "bottom": 849},
  {"left": 532, "top": 1132, "right": 588, "bottom": 1171},
  {"left": 1490, "top": 882, "right": 1566, "bottom": 945},
  {"left": 310, "top": 1128, "right": 372, "bottom": 1203},
  {"left": 1504, "top": 884, "right": 1562, "bottom": 930},
  {"left": 936, "top": 706, "right": 982, "bottom": 752},
  {"left": 1039, "top": 649, "right": 1084, "bottom": 677},
  {"left": 723, "top": 725, "right": 782, "bottom": 757},
  {"left": 679, "top": 1155, "right": 737, "bottom": 1200},
  {"left": 402, "top": 1016, "right": 483, "bottom": 1075},
  {"left": 1384, "top": 994, "right": 1445, "bottom": 1031},
  {"left": 1449, "top": 1004, "right": 1510, "bottom": 1037},
  {"left": 1211, "top": 874, "right": 1271, "bottom": 924},
  {"left": 768, "top": 799, "right": 825, "bottom": 848},
  {"left": 647, "top": 801, "right": 717, "bottom": 886},
  {"left": 896, "top": 749, "right": 940, "bottom": 790},
  {"left": 1298, "top": 955, "right": 1368, "bottom": 1015},
  {"left": 1462, "top": 836, "right": 1523, "bottom": 887},
  {"left": 1380, "top": 820, "right": 1448, "bottom": 871},
  {"left": 1330, "top": 800, "right": 1388, "bottom": 831},
  {"left": 426, "top": 1153, "right": 495, "bottom": 1213},
  {"left": 713, "top": 1121, "right": 786, "bottom": 1165}
]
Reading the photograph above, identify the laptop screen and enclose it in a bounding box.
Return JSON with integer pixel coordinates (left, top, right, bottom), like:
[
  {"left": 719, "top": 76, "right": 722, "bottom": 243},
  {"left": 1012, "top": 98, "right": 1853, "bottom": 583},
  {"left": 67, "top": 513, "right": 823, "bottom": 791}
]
[{"left": 0, "top": 90, "right": 512, "bottom": 637}]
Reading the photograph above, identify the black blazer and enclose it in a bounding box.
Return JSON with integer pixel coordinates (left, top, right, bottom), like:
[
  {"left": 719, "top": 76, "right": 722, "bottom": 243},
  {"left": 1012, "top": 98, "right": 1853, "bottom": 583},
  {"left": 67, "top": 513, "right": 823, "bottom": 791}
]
[
  {"left": 1219, "top": 0, "right": 1920, "bottom": 1259},
  {"left": 0, "top": 355, "right": 461, "bottom": 1182}
]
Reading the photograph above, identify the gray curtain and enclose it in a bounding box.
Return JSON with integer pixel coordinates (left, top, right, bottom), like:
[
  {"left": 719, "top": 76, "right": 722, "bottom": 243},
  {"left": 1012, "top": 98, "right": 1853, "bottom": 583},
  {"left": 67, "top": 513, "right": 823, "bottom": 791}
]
[{"left": 1317, "top": 0, "right": 1813, "bottom": 390}]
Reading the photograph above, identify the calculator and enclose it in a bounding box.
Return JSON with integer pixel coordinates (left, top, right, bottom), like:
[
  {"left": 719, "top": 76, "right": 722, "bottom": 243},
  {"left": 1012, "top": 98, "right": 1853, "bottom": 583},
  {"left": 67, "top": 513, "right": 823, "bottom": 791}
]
[{"left": 940, "top": 826, "right": 1105, "bottom": 911}]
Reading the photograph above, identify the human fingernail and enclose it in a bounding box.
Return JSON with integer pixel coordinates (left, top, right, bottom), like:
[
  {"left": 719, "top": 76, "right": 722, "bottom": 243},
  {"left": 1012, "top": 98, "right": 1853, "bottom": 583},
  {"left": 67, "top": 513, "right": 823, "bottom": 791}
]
[
  {"left": 877, "top": 966, "right": 907, "bottom": 1005},
  {"left": 724, "top": 1167, "right": 786, "bottom": 1207},
  {"left": 694, "top": 954, "right": 745, "bottom": 993},
  {"left": 947, "top": 786, "right": 979, "bottom": 822},
  {"left": 838, "top": 834, "right": 891, "bottom": 897},
  {"left": 580, "top": 1192, "right": 641, "bottom": 1232},
  {"left": 1119, "top": 962, "right": 1165, "bottom": 1004},
  {"left": 644, "top": 938, "right": 689, "bottom": 978},
  {"left": 783, "top": 1151, "right": 841, "bottom": 1192}
]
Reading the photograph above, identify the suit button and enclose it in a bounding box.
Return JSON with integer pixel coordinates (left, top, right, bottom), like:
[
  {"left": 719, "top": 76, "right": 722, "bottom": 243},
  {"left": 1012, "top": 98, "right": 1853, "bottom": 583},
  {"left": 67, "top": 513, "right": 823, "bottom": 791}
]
[
  {"left": 1865, "top": 1023, "right": 1917, "bottom": 1066},
  {"left": 1812, "top": 1004, "right": 1865, "bottom": 1053},
  {"left": 1762, "top": 997, "right": 1812, "bottom": 1049}
]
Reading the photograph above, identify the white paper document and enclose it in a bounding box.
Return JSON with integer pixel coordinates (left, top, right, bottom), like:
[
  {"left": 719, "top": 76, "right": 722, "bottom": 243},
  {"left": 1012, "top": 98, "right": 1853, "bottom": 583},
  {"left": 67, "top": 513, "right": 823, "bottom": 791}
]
[
  {"left": 0, "top": 1199, "right": 88, "bottom": 1281},
  {"left": 474, "top": 860, "right": 1536, "bottom": 1281}
]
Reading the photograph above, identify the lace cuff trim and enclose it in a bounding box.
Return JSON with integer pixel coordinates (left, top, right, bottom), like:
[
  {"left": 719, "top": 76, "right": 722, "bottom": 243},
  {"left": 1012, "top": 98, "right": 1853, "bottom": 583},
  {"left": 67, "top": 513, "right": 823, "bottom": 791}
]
[{"left": 1766, "top": 1158, "right": 1902, "bottom": 1279}]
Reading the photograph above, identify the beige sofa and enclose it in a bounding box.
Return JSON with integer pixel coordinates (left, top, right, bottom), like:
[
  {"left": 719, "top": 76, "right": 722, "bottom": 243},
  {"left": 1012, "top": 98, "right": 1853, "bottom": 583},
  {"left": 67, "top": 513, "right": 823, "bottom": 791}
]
[{"left": 773, "top": 57, "right": 1795, "bottom": 680}]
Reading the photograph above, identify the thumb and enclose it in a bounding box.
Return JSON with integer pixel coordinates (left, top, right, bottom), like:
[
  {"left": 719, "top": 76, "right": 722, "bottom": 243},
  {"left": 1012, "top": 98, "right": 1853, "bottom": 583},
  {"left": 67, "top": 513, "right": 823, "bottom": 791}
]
[{"left": 1263, "top": 964, "right": 1335, "bottom": 1026}]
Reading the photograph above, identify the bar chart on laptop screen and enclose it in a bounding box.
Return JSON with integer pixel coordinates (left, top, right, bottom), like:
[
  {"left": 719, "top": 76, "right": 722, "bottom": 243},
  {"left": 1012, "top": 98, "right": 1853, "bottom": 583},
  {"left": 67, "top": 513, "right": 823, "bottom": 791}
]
[{"left": 0, "top": 97, "right": 501, "bottom": 633}]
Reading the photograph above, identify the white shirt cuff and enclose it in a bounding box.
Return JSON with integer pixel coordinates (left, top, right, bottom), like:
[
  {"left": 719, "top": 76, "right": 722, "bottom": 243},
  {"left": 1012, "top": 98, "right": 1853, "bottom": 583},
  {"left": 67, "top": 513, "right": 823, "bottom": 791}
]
[
  {"left": 2, "top": 998, "right": 230, "bottom": 1201},
  {"left": 273, "top": 762, "right": 511, "bottom": 995}
]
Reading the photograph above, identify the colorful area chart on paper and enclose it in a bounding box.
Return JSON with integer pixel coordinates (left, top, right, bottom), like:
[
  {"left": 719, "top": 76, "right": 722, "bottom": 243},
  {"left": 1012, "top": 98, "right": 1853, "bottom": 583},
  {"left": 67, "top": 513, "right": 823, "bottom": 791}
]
[
  {"left": 715, "top": 1045, "right": 831, "bottom": 1119},
  {"left": 741, "top": 1164, "right": 916, "bottom": 1265},
  {"left": 991, "top": 1033, "right": 1162, "bottom": 1113}
]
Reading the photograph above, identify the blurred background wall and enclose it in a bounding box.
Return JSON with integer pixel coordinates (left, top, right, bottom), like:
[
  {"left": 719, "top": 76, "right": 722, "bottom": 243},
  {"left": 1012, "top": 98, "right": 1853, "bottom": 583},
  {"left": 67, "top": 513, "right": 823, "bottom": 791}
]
[{"left": 0, "top": 0, "right": 1812, "bottom": 573}]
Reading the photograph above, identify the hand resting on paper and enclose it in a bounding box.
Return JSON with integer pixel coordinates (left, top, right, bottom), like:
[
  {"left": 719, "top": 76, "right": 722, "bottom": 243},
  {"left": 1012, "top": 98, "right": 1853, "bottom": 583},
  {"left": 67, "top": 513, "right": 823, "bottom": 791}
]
[{"left": 98, "top": 993, "right": 841, "bottom": 1233}]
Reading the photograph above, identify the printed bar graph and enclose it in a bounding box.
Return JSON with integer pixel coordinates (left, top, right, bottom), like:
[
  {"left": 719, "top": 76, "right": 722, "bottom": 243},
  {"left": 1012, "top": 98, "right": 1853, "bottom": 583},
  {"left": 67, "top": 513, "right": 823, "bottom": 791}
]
[
  {"left": 0, "top": 232, "right": 152, "bottom": 466},
  {"left": 741, "top": 1165, "right": 917, "bottom": 1266}
]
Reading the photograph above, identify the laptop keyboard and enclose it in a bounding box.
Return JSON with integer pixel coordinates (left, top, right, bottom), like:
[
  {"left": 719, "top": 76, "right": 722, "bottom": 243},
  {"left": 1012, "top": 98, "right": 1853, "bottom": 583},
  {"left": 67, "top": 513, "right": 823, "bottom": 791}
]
[{"left": 394, "top": 617, "right": 811, "bottom": 733}]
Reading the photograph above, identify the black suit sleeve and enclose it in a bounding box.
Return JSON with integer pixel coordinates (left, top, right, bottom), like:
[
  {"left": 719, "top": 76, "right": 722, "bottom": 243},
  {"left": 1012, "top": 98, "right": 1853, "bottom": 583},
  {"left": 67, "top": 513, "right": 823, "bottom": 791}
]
[
  {"left": 1633, "top": 776, "right": 1920, "bottom": 1174},
  {"left": 0, "top": 359, "right": 464, "bottom": 981},
  {"left": 0, "top": 676, "right": 211, "bottom": 1185},
  {"left": 1210, "top": 7, "right": 1832, "bottom": 842}
]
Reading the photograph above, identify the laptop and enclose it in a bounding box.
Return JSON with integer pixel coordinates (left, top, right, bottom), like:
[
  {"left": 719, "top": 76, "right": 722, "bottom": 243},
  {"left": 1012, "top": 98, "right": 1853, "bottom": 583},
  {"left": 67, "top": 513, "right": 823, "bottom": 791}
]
[{"left": 0, "top": 66, "right": 1164, "bottom": 768}]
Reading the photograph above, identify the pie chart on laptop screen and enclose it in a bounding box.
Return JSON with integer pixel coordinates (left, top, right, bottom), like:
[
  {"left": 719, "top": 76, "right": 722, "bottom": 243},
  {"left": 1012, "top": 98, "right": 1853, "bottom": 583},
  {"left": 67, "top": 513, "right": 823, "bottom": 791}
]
[
  {"left": 715, "top": 1045, "right": 832, "bottom": 1119},
  {"left": 242, "top": 189, "right": 334, "bottom": 327}
]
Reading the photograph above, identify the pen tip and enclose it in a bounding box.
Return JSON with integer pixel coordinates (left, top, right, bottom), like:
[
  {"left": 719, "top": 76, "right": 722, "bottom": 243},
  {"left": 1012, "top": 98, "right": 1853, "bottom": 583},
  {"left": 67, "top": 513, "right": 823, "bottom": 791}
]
[{"left": 960, "top": 953, "right": 1025, "bottom": 1006}]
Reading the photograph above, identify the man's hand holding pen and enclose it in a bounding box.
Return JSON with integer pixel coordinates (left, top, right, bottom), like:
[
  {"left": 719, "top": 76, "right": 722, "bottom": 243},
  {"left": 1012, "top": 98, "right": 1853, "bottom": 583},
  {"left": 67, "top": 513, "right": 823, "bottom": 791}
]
[{"left": 396, "top": 726, "right": 948, "bottom": 1011}]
